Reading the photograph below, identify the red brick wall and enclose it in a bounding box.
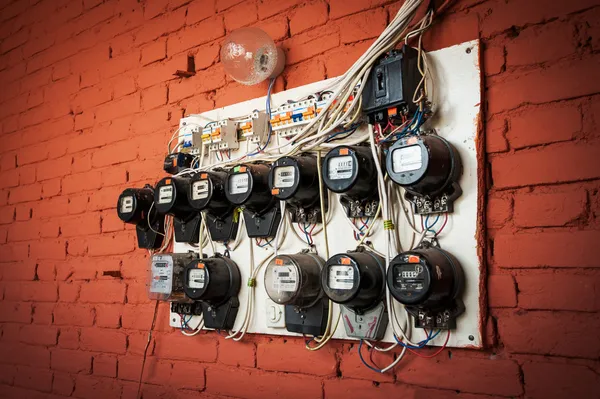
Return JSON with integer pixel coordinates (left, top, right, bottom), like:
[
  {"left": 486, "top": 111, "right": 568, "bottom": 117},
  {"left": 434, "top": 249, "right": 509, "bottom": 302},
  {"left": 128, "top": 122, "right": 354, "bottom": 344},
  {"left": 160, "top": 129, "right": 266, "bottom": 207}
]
[{"left": 0, "top": 0, "right": 599, "bottom": 398}]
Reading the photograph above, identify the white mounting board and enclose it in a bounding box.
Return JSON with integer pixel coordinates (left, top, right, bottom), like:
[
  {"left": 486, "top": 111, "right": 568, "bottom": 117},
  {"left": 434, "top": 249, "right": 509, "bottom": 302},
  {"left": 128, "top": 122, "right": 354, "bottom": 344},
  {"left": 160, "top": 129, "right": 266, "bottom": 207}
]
[{"left": 171, "top": 40, "right": 483, "bottom": 348}]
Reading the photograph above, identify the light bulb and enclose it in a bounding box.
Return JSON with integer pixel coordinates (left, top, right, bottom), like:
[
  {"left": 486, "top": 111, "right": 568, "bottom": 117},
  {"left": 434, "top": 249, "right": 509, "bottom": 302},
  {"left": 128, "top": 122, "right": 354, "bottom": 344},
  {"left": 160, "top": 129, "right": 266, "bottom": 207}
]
[{"left": 220, "top": 27, "right": 285, "bottom": 85}]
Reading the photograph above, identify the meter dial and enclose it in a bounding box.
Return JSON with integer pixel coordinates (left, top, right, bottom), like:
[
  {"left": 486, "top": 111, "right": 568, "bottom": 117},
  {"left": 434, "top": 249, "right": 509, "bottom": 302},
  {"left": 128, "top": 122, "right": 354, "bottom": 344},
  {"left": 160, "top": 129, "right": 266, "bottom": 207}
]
[
  {"left": 225, "top": 164, "right": 273, "bottom": 213},
  {"left": 268, "top": 155, "right": 319, "bottom": 207},
  {"left": 322, "top": 145, "right": 378, "bottom": 199},
  {"left": 321, "top": 251, "right": 385, "bottom": 311},
  {"left": 264, "top": 253, "right": 325, "bottom": 307},
  {"left": 386, "top": 135, "right": 462, "bottom": 196},
  {"left": 154, "top": 176, "right": 195, "bottom": 216},
  {"left": 183, "top": 257, "right": 241, "bottom": 303},
  {"left": 117, "top": 187, "right": 154, "bottom": 224},
  {"left": 387, "top": 246, "right": 464, "bottom": 309},
  {"left": 187, "top": 170, "right": 230, "bottom": 215}
]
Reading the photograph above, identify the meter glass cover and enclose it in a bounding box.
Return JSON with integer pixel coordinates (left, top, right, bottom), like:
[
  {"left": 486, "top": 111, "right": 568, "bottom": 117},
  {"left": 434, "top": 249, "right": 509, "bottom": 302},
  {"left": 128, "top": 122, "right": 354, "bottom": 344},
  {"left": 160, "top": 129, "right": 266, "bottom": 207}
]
[
  {"left": 229, "top": 173, "right": 249, "bottom": 195},
  {"left": 120, "top": 196, "right": 134, "bottom": 213},
  {"left": 273, "top": 166, "right": 295, "bottom": 188},
  {"left": 392, "top": 145, "right": 422, "bottom": 173},
  {"left": 157, "top": 185, "right": 174, "bottom": 204},
  {"left": 328, "top": 265, "right": 354, "bottom": 290},
  {"left": 271, "top": 265, "right": 298, "bottom": 293},
  {"left": 150, "top": 255, "right": 173, "bottom": 295},
  {"left": 188, "top": 268, "right": 206, "bottom": 289},
  {"left": 328, "top": 155, "right": 353, "bottom": 180},
  {"left": 192, "top": 180, "right": 209, "bottom": 200}
]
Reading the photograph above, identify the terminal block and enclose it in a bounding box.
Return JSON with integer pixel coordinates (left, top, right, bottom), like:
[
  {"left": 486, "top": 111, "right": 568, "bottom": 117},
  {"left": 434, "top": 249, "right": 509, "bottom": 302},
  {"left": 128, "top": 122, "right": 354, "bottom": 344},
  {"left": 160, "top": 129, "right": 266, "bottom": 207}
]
[{"left": 201, "top": 119, "right": 239, "bottom": 152}]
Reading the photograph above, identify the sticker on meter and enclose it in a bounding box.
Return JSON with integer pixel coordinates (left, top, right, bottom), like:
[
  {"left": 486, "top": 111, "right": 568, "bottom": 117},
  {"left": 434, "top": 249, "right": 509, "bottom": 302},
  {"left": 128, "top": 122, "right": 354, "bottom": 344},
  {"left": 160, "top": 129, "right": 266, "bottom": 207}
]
[
  {"left": 273, "top": 166, "right": 295, "bottom": 188},
  {"left": 329, "top": 265, "right": 354, "bottom": 290},
  {"left": 271, "top": 266, "right": 298, "bottom": 292},
  {"left": 229, "top": 173, "right": 249, "bottom": 194},
  {"left": 392, "top": 145, "right": 422, "bottom": 173},
  {"left": 188, "top": 268, "right": 206, "bottom": 289},
  {"left": 328, "top": 156, "right": 353, "bottom": 180},
  {"left": 157, "top": 185, "right": 174, "bottom": 204},
  {"left": 120, "top": 196, "right": 134, "bottom": 214},
  {"left": 150, "top": 256, "right": 173, "bottom": 294},
  {"left": 192, "top": 180, "right": 209, "bottom": 200}
]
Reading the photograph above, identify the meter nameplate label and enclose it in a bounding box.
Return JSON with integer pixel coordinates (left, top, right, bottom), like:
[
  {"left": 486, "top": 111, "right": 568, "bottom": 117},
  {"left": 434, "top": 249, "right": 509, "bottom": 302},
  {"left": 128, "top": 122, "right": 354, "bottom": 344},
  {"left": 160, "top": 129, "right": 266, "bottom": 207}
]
[
  {"left": 120, "top": 196, "right": 134, "bottom": 214},
  {"left": 392, "top": 145, "right": 422, "bottom": 173},
  {"left": 395, "top": 264, "right": 425, "bottom": 292},
  {"left": 273, "top": 166, "right": 295, "bottom": 188},
  {"left": 157, "top": 185, "right": 173, "bottom": 204},
  {"left": 328, "top": 156, "right": 353, "bottom": 180},
  {"left": 150, "top": 255, "right": 173, "bottom": 294},
  {"left": 271, "top": 265, "right": 298, "bottom": 293},
  {"left": 192, "top": 180, "right": 209, "bottom": 200},
  {"left": 188, "top": 268, "right": 206, "bottom": 289},
  {"left": 229, "top": 173, "right": 249, "bottom": 195},
  {"left": 329, "top": 265, "right": 354, "bottom": 290}
]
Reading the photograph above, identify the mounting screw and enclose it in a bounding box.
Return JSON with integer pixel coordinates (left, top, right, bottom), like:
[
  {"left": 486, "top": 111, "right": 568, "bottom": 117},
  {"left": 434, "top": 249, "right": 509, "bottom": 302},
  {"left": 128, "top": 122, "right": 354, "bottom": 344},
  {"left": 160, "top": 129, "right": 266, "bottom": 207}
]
[
  {"left": 466, "top": 47, "right": 472, "bottom": 54},
  {"left": 468, "top": 335, "right": 474, "bottom": 341}
]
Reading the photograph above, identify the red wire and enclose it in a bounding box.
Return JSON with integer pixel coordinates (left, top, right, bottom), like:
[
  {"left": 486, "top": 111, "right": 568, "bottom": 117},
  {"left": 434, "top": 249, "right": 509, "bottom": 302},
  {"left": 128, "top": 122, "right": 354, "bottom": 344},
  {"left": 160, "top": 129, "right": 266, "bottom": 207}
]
[
  {"left": 407, "top": 330, "right": 451, "bottom": 358},
  {"left": 436, "top": 213, "right": 449, "bottom": 236},
  {"left": 368, "top": 345, "right": 382, "bottom": 369}
]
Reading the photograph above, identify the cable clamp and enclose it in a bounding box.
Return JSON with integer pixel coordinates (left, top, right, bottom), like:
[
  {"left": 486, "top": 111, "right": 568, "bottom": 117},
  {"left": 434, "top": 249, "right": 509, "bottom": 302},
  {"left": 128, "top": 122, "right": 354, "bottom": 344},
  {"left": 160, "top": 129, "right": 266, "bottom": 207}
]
[
  {"left": 247, "top": 278, "right": 256, "bottom": 287},
  {"left": 383, "top": 220, "right": 395, "bottom": 230}
]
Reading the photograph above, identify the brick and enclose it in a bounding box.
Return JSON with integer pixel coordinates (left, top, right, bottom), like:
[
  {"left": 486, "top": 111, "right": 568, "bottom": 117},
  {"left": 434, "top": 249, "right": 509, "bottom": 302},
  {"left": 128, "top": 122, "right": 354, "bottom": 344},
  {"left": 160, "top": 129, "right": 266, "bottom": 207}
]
[
  {"left": 8, "top": 183, "right": 42, "bottom": 204},
  {"left": 7, "top": 220, "right": 38, "bottom": 241},
  {"left": 517, "top": 273, "right": 600, "bottom": 311},
  {"left": 141, "top": 38, "right": 166, "bottom": 66},
  {"left": 111, "top": 74, "right": 137, "bottom": 99},
  {"left": 218, "top": 338, "right": 255, "bottom": 367},
  {"left": 101, "top": 211, "right": 125, "bottom": 233},
  {"left": 37, "top": 262, "right": 56, "bottom": 281},
  {"left": 514, "top": 190, "right": 587, "bottom": 227},
  {"left": 80, "top": 281, "right": 126, "bottom": 304},
  {"left": 72, "top": 86, "right": 113, "bottom": 113},
  {"left": 18, "top": 165, "right": 36, "bottom": 185},
  {"left": 0, "top": 169, "right": 19, "bottom": 189},
  {"left": 0, "top": 364, "right": 15, "bottom": 385},
  {"left": 60, "top": 213, "right": 101, "bottom": 237},
  {"left": 507, "top": 103, "right": 581, "bottom": 149},
  {"left": 57, "top": 328, "right": 80, "bottom": 349},
  {"left": 80, "top": 328, "right": 127, "bottom": 354},
  {"left": 284, "top": 25, "right": 340, "bottom": 65},
  {"left": 206, "top": 366, "right": 322, "bottom": 399},
  {"left": 154, "top": 333, "right": 217, "bottom": 362},
  {"left": 497, "top": 310, "right": 600, "bottom": 358},
  {"left": 488, "top": 55, "right": 600, "bottom": 114},
  {"left": 32, "top": 302, "right": 55, "bottom": 325},
  {"left": 255, "top": 15, "right": 288, "bottom": 42},
  {"left": 224, "top": 0, "right": 257, "bottom": 31},
  {"left": 339, "top": 343, "right": 394, "bottom": 383},
  {"left": 19, "top": 325, "right": 58, "bottom": 346},
  {"left": 14, "top": 203, "right": 33, "bottom": 221},
  {"left": 68, "top": 194, "right": 90, "bottom": 215},
  {"left": 30, "top": 240, "right": 66, "bottom": 260},
  {"left": 495, "top": 230, "right": 600, "bottom": 268},
  {"left": 95, "top": 304, "right": 122, "bottom": 328},
  {"left": 168, "top": 16, "right": 224, "bottom": 55},
  {"left": 170, "top": 361, "right": 205, "bottom": 390},
  {"left": 187, "top": 0, "right": 215, "bottom": 24},
  {"left": 14, "top": 366, "right": 53, "bottom": 392},
  {"left": 523, "top": 361, "right": 600, "bottom": 399},
  {"left": 95, "top": 93, "right": 140, "bottom": 123},
  {"left": 135, "top": 7, "right": 187, "bottom": 46},
  {"left": 491, "top": 142, "right": 600, "bottom": 188},
  {"left": 486, "top": 194, "right": 512, "bottom": 228},
  {"left": 0, "top": 242, "right": 29, "bottom": 262},
  {"left": 59, "top": 282, "right": 81, "bottom": 302},
  {"left": 99, "top": 166, "right": 127, "bottom": 186},
  {"left": 5, "top": 282, "right": 58, "bottom": 302},
  {"left": 258, "top": 0, "right": 300, "bottom": 19},
  {"left": 87, "top": 232, "right": 136, "bottom": 256},
  {"left": 92, "top": 138, "right": 138, "bottom": 168},
  {"left": 35, "top": 196, "right": 69, "bottom": 218},
  {"left": 53, "top": 304, "right": 95, "bottom": 326},
  {"left": 93, "top": 354, "right": 117, "bottom": 377},
  {"left": 257, "top": 340, "right": 336, "bottom": 376},
  {"left": 339, "top": 8, "right": 386, "bottom": 45},
  {"left": 74, "top": 374, "right": 122, "bottom": 399},
  {"left": 483, "top": 40, "right": 505, "bottom": 76},
  {"left": 0, "top": 301, "right": 32, "bottom": 323},
  {"left": 62, "top": 170, "right": 102, "bottom": 194},
  {"left": 141, "top": 84, "right": 167, "bottom": 111},
  {"left": 488, "top": 274, "right": 517, "bottom": 307},
  {"left": 0, "top": 206, "right": 15, "bottom": 224},
  {"left": 285, "top": 58, "right": 326, "bottom": 89},
  {"left": 52, "top": 372, "right": 75, "bottom": 396},
  {"left": 0, "top": 260, "right": 36, "bottom": 281},
  {"left": 0, "top": 343, "right": 50, "bottom": 368}
]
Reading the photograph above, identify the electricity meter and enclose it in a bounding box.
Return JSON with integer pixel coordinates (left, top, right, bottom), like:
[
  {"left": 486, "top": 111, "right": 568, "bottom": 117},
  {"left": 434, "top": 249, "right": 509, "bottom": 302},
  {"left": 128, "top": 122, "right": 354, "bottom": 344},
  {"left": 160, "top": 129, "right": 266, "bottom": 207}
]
[
  {"left": 183, "top": 255, "right": 241, "bottom": 330},
  {"left": 264, "top": 253, "right": 328, "bottom": 336},
  {"left": 387, "top": 243, "right": 465, "bottom": 329},
  {"left": 321, "top": 250, "right": 388, "bottom": 340},
  {"left": 154, "top": 176, "right": 201, "bottom": 243},
  {"left": 322, "top": 146, "right": 379, "bottom": 218},
  {"left": 386, "top": 134, "right": 462, "bottom": 215},
  {"left": 188, "top": 171, "right": 238, "bottom": 242},
  {"left": 116, "top": 185, "right": 164, "bottom": 249},
  {"left": 268, "top": 155, "right": 324, "bottom": 223},
  {"left": 148, "top": 252, "right": 198, "bottom": 302},
  {"left": 225, "top": 164, "right": 280, "bottom": 238}
]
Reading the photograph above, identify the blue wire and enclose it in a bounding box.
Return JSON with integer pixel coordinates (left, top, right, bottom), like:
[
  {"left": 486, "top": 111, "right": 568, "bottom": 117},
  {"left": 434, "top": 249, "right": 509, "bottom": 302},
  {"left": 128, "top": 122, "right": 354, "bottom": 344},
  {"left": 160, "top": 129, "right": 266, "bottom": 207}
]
[
  {"left": 394, "top": 330, "right": 441, "bottom": 349},
  {"left": 325, "top": 126, "right": 358, "bottom": 142},
  {"left": 248, "top": 78, "right": 276, "bottom": 156},
  {"left": 425, "top": 214, "right": 440, "bottom": 234},
  {"left": 358, "top": 340, "right": 383, "bottom": 373}
]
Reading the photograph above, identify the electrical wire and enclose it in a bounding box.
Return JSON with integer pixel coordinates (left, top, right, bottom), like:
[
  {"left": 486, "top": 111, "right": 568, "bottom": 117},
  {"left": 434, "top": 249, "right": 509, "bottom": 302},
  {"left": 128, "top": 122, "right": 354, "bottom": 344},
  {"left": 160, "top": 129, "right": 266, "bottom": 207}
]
[{"left": 136, "top": 300, "right": 159, "bottom": 399}]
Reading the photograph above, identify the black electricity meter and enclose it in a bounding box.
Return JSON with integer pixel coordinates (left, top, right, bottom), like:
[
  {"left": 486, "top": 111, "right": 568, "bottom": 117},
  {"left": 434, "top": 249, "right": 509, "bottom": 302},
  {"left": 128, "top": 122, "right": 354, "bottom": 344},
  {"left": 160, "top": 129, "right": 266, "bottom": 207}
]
[
  {"left": 154, "top": 176, "right": 201, "bottom": 244},
  {"left": 386, "top": 134, "right": 462, "bottom": 215},
  {"left": 322, "top": 145, "right": 379, "bottom": 218},
  {"left": 321, "top": 250, "right": 388, "bottom": 340},
  {"left": 183, "top": 255, "right": 241, "bottom": 330},
  {"left": 268, "top": 155, "right": 325, "bottom": 223},
  {"left": 225, "top": 164, "right": 280, "bottom": 238},
  {"left": 264, "top": 253, "right": 328, "bottom": 336},
  {"left": 116, "top": 186, "right": 164, "bottom": 249},
  {"left": 188, "top": 171, "right": 238, "bottom": 242},
  {"left": 387, "top": 244, "right": 465, "bottom": 329}
]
